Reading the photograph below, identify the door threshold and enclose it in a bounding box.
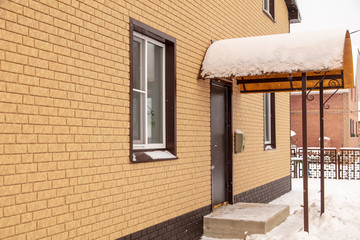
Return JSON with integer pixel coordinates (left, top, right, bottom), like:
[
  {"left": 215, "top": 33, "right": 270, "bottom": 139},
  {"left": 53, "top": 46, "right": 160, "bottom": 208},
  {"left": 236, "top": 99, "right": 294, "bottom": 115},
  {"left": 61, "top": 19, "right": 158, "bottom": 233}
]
[{"left": 213, "top": 201, "right": 227, "bottom": 209}]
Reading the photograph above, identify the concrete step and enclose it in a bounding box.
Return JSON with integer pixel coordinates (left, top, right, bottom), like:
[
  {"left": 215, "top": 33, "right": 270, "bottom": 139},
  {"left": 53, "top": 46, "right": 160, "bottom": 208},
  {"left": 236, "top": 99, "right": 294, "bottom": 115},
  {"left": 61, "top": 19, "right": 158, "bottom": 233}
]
[{"left": 203, "top": 202, "right": 290, "bottom": 239}]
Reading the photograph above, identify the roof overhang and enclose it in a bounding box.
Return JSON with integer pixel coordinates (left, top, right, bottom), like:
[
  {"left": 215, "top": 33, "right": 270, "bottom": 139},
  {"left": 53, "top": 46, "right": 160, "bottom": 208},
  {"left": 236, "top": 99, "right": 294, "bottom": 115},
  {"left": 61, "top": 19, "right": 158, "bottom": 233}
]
[
  {"left": 285, "top": 0, "right": 301, "bottom": 23},
  {"left": 201, "top": 29, "right": 354, "bottom": 93}
]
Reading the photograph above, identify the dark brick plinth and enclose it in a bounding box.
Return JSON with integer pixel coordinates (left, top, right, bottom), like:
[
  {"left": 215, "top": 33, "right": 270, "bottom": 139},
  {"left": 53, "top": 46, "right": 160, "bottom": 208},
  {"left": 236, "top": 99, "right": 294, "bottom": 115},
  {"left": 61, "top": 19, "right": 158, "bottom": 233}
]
[
  {"left": 117, "top": 205, "right": 211, "bottom": 240},
  {"left": 118, "top": 176, "right": 291, "bottom": 240},
  {"left": 234, "top": 175, "right": 291, "bottom": 203}
]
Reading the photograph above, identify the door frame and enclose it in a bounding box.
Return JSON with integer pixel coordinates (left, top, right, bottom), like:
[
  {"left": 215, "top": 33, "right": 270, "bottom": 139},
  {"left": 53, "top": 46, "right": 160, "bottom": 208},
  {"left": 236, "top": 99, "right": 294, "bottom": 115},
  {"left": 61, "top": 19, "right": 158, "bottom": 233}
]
[{"left": 210, "top": 79, "right": 233, "bottom": 207}]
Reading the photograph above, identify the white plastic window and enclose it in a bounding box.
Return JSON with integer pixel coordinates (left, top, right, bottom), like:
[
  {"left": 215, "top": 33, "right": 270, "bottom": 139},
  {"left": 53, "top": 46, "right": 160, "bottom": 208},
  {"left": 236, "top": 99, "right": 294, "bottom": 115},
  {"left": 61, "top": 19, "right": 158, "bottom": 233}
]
[
  {"left": 133, "top": 32, "right": 166, "bottom": 149},
  {"left": 263, "top": 0, "right": 270, "bottom": 12}
]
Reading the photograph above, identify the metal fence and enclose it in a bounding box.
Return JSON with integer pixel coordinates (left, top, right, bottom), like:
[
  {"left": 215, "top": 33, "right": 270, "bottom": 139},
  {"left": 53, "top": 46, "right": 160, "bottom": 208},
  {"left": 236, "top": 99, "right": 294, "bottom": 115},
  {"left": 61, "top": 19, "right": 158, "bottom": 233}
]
[
  {"left": 291, "top": 148, "right": 360, "bottom": 180},
  {"left": 338, "top": 148, "right": 360, "bottom": 180}
]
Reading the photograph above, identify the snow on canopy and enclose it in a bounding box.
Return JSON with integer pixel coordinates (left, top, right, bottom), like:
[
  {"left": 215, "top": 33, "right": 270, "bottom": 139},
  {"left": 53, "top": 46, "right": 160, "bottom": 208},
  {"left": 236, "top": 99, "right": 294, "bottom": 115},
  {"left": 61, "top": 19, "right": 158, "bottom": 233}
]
[{"left": 201, "top": 29, "right": 348, "bottom": 78}]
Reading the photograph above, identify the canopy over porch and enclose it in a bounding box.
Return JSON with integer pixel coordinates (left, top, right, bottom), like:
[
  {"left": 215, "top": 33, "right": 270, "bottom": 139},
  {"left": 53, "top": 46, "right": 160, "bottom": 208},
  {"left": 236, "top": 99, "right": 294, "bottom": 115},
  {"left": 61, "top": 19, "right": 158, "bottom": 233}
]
[
  {"left": 200, "top": 29, "right": 355, "bottom": 233},
  {"left": 200, "top": 29, "right": 354, "bottom": 93}
]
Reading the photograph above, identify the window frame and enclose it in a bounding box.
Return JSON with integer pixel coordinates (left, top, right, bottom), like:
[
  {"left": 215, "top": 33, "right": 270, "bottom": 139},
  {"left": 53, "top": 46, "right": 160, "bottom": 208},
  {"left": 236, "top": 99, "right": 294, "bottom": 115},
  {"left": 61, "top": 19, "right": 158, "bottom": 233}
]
[
  {"left": 129, "top": 18, "right": 177, "bottom": 163},
  {"left": 264, "top": 93, "right": 276, "bottom": 150},
  {"left": 350, "top": 119, "right": 356, "bottom": 138},
  {"left": 132, "top": 32, "right": 166, "bottom": 150},
  {"left": 263, "top": 0, "right": 275, "bottom": 21}
]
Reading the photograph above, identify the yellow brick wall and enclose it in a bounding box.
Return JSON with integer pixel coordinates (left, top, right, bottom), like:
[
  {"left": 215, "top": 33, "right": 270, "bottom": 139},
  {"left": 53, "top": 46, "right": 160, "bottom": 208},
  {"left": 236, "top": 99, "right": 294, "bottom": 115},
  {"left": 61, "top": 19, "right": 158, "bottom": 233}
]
[
  {"left": 0, "top": 0, "right": 290, "bottom": 239},
  {"left": 233, "top": 90, "right": 290, "bottom": 194}
]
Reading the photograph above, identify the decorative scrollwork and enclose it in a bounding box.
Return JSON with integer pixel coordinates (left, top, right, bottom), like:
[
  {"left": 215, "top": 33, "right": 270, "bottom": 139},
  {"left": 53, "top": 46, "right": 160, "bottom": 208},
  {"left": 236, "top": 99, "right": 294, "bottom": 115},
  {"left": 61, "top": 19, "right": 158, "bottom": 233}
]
[
  {"left": 323, "top": 79, "right": 341, "bottom": 109},
  {"left": 328, "top": 78, "right": 341, "bottom": 88},
  {"left": 306, "top": 94, "right": 315, "bottom": 101},
  {"left": 306, "top": 71, "right": 328, "bottom": 102},
  {"left": 323, "top": 88, "right": 339, "bottom": 109}
]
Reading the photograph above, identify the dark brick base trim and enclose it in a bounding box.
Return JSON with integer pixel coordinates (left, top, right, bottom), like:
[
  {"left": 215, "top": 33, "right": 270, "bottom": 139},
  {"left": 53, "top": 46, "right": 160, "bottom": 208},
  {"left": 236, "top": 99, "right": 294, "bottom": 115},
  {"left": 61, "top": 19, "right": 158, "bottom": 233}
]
[
  {"left": 117, "top": 205, "right": 211, "bottom": 240},
  {"left": 234, "top": 175, "right": 291, "bottom": 203}
]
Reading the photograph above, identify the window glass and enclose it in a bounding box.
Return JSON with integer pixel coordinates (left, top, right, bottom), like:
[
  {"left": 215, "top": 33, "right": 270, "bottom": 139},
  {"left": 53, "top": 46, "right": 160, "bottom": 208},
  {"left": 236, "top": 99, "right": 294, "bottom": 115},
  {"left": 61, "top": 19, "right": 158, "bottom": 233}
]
[
  {"left": 356, "top": 122, "right": 358, "bottom": 137},
  {"left": 147, "top": 42, "right": 164, "bottom": 144},
  {"left": 133, "top": 91, "right": 144, "bottom": 143},
  {"left": 263, "top": 0, "right": 269, "bottom": 12},
  {"left": 133, "top": 38, "right": 144, "bottom": 91},
  {"left": 264, "top": 93, "right": 271, "bottom": 143}
]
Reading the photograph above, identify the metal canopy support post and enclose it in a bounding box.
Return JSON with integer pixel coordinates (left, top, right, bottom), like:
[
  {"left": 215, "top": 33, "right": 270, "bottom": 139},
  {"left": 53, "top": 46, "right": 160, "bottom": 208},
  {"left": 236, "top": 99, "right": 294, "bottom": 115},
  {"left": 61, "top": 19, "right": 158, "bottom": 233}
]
[
  {"left": 320, "top": 80, "right": 325, "bottom": 214},
  {"left": 302, "top": 72, "right": 309, "bottom": 232}
]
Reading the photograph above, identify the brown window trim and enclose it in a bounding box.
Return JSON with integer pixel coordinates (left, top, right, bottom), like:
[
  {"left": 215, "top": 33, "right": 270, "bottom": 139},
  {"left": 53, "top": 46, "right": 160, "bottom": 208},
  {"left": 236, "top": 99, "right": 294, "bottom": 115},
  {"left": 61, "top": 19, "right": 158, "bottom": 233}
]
[
  {"left": 264, "top": 93, "right": 276, "bottom": 150},
  {"left": 129, "top": 18, "right": 177, "bottom": 163}
]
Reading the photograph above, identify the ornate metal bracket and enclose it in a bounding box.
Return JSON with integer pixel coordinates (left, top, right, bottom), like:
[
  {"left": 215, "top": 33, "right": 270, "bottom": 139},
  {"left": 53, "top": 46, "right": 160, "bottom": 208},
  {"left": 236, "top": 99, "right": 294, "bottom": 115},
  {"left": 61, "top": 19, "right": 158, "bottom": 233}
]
[
  {"left": 241, "top": 77, "right": 246, "bottom": 92},
  {"left": 289, "top": 74, "right": 294, "bottom": 90},
  {"left": 323, "top": 79, "right": 341, "bottom": 109},
  {"left": 306, "top": 72, "right": 328, "bottom": 101}
]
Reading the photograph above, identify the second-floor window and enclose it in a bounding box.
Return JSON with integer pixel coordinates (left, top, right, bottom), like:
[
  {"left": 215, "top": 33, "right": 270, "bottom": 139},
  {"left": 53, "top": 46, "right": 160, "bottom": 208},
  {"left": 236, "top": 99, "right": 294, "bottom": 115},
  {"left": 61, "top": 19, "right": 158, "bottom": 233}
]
[{"left": 263, "top": 0, "right": 275, "bottom": 20}]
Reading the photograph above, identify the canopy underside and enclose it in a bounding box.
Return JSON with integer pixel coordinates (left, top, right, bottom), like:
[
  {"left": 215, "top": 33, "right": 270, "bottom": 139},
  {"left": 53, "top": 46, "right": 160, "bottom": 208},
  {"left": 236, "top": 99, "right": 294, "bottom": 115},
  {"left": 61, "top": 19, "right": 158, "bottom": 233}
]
[{"left": 236, "top": 70, "right": 345, "bottom": 93}]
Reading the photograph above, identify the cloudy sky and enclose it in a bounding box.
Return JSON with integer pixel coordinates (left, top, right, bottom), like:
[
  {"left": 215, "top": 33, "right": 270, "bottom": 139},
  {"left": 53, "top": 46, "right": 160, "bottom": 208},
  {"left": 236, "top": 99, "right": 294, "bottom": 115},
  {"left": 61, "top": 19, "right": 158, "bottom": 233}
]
[
  {"left": 291, "top": 0, "right": 360, "bottom": 73},
  {"left": 290, "top": 0, "right": 360, "bottom": 116},
  {"left": 291, "top": 0, "right": 360, "bottom": 45}
]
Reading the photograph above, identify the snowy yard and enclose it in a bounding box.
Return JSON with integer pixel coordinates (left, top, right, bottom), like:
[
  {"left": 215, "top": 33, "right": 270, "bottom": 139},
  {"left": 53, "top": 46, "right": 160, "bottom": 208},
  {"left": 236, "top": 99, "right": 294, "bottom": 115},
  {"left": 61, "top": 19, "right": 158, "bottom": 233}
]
[{"left": 202, "top": 178, "right": 360, "bottom": 240}]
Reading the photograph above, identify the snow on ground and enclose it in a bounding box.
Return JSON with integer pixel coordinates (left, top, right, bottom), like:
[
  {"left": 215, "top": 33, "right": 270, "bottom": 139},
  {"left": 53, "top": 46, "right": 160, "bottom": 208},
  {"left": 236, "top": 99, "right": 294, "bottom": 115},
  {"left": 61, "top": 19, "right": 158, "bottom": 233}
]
[{"left": 201, "top": 178, "right": 360, "bottom": 240}]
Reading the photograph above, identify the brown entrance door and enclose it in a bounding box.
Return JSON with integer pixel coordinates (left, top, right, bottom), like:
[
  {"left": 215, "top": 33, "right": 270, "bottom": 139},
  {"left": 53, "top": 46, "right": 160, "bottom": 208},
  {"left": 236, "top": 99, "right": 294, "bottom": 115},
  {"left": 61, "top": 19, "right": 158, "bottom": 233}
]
[{"left": 211, "top": 81, "right": 232, "bottom": 206}]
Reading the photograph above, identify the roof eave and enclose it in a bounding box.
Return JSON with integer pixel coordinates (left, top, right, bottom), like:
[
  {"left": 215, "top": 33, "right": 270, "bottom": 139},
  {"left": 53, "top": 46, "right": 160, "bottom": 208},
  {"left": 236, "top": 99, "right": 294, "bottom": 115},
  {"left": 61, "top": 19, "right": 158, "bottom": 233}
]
[{"left": 285, "top": 0, "right": 301, "bottom": 24}]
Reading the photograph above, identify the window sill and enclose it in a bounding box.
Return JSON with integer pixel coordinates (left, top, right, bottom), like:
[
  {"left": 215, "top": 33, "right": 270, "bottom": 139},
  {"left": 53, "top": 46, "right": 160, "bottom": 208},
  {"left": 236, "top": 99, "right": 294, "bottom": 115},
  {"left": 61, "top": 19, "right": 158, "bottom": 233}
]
[
  {"left": 263, "top": 10, "right": 275, "bottom": 22},
  {"left": 131, "top": 150, "right": 178, "bottom": 163},
  {"left": 264, "top": 145, "right": 276, "bottom": 151}
]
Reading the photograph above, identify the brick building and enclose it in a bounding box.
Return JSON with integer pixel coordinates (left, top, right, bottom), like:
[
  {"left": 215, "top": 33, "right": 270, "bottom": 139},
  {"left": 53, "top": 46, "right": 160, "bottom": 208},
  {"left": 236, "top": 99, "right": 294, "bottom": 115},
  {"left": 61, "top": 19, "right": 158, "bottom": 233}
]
[
  {"left": 358, "top": 120, "right": 360, "bottom": 146},
  {"left": 0, "top": 1, "right": 300, "bottom": 239},
  {"left": 291, "top": 88, "right": 359, "bottom": 150},
  {"left": 291, "top": 50, "right": 360, "bottom": 151}
]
